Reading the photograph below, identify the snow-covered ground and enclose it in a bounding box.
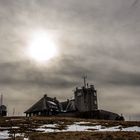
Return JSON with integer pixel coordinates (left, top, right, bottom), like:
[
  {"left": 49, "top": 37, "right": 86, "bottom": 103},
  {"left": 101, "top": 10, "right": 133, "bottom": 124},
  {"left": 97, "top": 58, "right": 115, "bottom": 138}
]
[
  {"left": 36, "top": 121, "right": 140, "bottom": 133},
  {"left": 0, "top": 130, "right": 10, "bottom": 139},
  {"left": 0, "top": 121, "right": 140, "bottom": 139}
]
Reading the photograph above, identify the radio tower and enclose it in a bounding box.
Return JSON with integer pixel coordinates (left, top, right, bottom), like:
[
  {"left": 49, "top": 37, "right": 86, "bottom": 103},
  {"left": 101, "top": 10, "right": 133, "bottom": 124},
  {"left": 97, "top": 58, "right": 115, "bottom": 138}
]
[{"left": 0, "top": 94, "right": 3, "bottom": 106}]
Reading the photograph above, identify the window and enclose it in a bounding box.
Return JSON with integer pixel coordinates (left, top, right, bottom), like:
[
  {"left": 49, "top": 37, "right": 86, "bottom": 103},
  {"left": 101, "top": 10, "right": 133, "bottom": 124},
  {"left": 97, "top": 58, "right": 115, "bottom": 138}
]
[
  {"left": 94, "top": 100, "right": 97, "bottom": 104},
  {"left": 77, "top": 92, "right": 82, "bottom": 96}
]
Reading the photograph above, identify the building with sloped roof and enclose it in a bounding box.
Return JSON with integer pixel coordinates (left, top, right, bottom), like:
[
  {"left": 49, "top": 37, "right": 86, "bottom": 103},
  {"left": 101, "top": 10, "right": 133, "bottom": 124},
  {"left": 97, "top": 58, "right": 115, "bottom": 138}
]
[
  {"left": 24, "top": 94, "right": 61, "bottom": 117},
  {"left": 0, "top": 94, "right": 7, "bottom": 116},
  {"left": 0, "top": 105, "right": 7, "bottom": 116},
  {"left": 24, "top": 80, "right": 124, "bottom": 120},
  {"left": 61, "top": 99, "right": 76, "bottom": 112}
]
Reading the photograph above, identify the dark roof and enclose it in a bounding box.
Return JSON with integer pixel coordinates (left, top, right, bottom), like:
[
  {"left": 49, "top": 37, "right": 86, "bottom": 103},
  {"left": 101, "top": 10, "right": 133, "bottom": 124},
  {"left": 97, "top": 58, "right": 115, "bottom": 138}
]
[
  {"left": 92, "top": 109, "right": 120, "bottom": 120},
  {"left": 61, "top": 99, "right": 76, "bottom": 112},
  {"left": 61, "top": 101, "right": 68, "bottom": 111},
  {"left": 24, "top": 95, "right": 60, "bottom": 113}
]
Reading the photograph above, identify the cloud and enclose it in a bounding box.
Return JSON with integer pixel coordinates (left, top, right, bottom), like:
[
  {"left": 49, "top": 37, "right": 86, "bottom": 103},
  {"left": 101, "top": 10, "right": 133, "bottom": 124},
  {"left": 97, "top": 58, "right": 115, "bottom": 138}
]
[{"left": 0, "top": 0, "right": 140, "bottom": 120}]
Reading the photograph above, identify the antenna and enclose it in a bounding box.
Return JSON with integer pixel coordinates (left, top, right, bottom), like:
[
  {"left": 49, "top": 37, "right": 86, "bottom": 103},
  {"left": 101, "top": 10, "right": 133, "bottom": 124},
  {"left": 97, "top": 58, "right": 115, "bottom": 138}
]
[
  {"left": 1, "top": 94, "right": 3, "bottom": 106},
  {"left": 82, "top": 75, "right": 87, "bottom": 87},
  {"left": 13, "top": 108, "right": 15, "bottom": 116}
]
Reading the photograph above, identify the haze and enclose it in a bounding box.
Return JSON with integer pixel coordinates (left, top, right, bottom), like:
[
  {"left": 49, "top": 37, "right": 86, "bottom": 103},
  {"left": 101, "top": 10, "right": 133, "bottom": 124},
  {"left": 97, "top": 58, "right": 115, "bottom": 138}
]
[{"left": 0, "top": 0, "right": 140, "bottom": 120}]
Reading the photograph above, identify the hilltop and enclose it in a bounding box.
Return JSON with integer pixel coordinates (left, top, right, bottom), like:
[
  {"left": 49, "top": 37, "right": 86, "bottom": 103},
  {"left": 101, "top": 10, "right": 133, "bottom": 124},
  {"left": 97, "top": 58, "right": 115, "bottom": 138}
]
[{"left": 0, "top": 117, "right": 140, "bottom": 140}]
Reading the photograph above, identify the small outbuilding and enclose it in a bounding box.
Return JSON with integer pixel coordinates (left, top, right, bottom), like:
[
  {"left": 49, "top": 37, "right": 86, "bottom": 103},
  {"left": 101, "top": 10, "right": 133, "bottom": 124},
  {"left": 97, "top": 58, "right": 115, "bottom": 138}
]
[
  {"left": 0, "top": 105, "right": 7, "bottom": 116},
  {"left": 0, "top": 94, "right": 7, "bottom": 116}
]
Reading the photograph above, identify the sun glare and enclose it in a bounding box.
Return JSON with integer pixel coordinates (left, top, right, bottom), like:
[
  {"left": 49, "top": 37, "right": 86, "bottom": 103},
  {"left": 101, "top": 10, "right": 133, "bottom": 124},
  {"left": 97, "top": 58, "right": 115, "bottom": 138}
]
[{"left": 28, "top": 31, "right": 58, "bottom": 62}]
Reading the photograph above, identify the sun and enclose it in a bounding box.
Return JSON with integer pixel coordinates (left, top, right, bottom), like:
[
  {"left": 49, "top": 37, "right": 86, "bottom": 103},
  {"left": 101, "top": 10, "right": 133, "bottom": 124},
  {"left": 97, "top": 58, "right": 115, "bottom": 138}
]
[{"left": 28, "top": 31, "right": 58, "bottom": 62}]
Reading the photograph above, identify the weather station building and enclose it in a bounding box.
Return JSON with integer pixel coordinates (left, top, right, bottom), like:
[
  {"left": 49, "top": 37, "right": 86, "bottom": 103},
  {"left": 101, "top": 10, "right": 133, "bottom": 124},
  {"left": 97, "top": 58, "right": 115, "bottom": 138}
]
[{"left": 25, "top": 77, "right": 124, "bottom": 120}]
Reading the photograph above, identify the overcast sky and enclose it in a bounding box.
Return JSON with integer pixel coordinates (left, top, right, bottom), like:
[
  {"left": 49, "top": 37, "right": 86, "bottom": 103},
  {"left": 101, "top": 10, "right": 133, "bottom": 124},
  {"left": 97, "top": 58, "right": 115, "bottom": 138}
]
[{"left": 0, "top": 0, "right": 140, "bottom": 120}]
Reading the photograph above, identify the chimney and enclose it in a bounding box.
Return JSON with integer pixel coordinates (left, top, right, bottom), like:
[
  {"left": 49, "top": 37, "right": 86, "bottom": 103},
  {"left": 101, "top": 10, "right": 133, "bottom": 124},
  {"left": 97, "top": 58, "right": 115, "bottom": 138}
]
[{"left": 44, "top": 94, "right": 47, "bottom": 98}]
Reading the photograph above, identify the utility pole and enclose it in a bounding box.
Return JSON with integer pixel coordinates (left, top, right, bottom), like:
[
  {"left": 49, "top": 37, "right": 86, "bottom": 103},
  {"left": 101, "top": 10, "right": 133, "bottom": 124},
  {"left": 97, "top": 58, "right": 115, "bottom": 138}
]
[
  {"left": 0, "top": 94, "right": 3, "bottom": 116},
  {"left": 13, "top": 108, "right": 15, "bottom": 116}
]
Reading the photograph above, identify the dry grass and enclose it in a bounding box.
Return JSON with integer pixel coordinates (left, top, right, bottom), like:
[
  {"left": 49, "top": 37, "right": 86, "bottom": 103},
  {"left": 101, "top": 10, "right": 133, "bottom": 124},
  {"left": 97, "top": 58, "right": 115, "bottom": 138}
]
[
  {"left": 29, "top": 131, "right": 140, "bottom": 140},
  {"left": 0, "top": 116, "right": 140, "bottom": 140},
  {"left": 1, "top": 116, "right": 140, "bottom": 128}
]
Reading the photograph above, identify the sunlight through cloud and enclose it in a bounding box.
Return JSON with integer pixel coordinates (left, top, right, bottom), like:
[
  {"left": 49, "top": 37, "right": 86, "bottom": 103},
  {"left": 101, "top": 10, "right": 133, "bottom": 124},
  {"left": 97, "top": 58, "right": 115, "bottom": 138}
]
[{"left": 27, "top": 31, "right": 58, "bottom": 62}]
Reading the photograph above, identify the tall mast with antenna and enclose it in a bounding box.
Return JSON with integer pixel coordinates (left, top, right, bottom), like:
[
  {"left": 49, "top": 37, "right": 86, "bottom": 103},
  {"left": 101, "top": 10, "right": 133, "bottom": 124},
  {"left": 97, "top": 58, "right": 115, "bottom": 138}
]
[
  {"left": 1, "top": 94, "right": 3, "bottom": 106},
  {"left": 82, "top": 75, "right": 87, "bottom": 88}
]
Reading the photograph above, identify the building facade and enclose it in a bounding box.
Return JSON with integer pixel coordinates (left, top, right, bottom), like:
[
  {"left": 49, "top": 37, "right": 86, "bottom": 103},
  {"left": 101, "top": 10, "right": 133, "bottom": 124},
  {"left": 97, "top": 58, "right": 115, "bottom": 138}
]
[
  {"left": 74, "top": 85, "right": 98, "bottom": 112},
  {"left": 24, "top": 81, "right": 124, "bottom": 120},
  {"left": 0, "top": 105, "right": 7, "bottom": 116}
]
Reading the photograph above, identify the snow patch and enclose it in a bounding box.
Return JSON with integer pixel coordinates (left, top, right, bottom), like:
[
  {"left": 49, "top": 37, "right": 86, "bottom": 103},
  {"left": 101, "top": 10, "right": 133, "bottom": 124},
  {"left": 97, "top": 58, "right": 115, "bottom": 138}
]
[
  {"left": 47, "top": 101, "right": 57, "bottom": 106},
  {"left": 75, "top": 121, "right": 91, "bottom": 125},
  {"left": 24, "top": 138, "right": 29, "bottom": 140},
  {"left": 36, "top": 124, "right": 57, "bottom": 132},
  {"left": 98, "top": 125, "right": 122, "bottom": 131},
  {"left": 36, "top": 122, "right": 140, "bottom": 133},
  {"left": 66, "top": 124, "right": 101, "bottom": 132},
  {"left": 0, "top": 130, "right": 10, "bottom": 139},
  {"left": 122, "top": 126, "right": 140, "bottom": 132}
]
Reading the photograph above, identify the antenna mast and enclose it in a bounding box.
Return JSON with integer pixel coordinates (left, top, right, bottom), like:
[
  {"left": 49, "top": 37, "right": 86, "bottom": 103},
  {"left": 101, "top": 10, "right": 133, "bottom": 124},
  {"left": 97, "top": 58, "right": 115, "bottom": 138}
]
[
  {"left": 1, "top": 94, "right": 3, "bottom": 106},
  {"left": 82, "top": 75, "right": 87, "bottom": 87}
]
